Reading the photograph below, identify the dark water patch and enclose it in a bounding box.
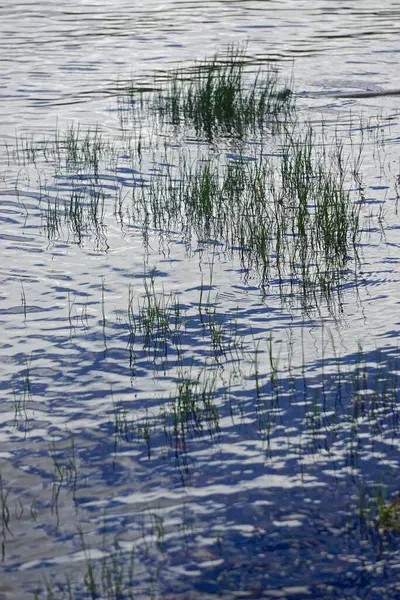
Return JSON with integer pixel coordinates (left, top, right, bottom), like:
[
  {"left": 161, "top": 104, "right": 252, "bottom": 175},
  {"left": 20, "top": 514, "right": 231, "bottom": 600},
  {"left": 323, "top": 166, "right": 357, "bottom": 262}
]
[
  {"left": 0, "top": 305, "right": 46, "bottom": 316},
  {"left": 0, "top": 233, "right": 35, "bottom": 243}
]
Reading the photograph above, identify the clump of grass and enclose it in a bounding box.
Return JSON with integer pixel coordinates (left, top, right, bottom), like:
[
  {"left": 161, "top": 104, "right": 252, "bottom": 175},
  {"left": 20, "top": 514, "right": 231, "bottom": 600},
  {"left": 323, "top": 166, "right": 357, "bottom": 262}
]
[
  {"left": 132, "top": 125, "right": 363, "bottom": 307},
  {"left": 61, "top": 125, "right": 105, "bottom": 174},
  {"left": 277, "top": 126, "right": 362, "bottom": 271},
  {"left": 35, "top": 536, "right": 137, "bottom": 600},
  {"left": 115, "top": 370, "right": 221, "bottom": 463},
  {"left": 375, "top": 493, "right": 400, "bottom": 534},
  {"left": 164, "top": 371, "right": 220, "bottom": 452},
  {"left": 125, "top": 272, "right": 186, "bottom": 369},
  {"left": 43, "top": 185, "right": 107, "bottom": 249},
  {"left": 0, "top": 474, "right": 12, "bottom": 562},
  {"left": 151, "top": 45, "right": 293, "bottom": 140},
  {"left": 11, "top": 125, "right": 117, "bottom": 175},
  {"left": 358, "top": 482, "right": 400, "bottom": 541}
]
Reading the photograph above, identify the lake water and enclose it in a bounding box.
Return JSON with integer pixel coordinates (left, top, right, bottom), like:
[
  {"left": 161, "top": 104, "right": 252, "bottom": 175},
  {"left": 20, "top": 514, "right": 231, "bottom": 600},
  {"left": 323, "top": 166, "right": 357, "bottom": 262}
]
[{"left": 1, "top": 2, "right": 400, "bottom": 599}]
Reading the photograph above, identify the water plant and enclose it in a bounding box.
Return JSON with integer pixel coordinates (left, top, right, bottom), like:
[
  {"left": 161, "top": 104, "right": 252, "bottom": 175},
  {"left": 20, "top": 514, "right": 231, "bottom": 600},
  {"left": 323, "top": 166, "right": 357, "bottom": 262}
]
[
  {"left": 135, "top": 45, "right": 294, "bottom": 141},
  {"left": 374, "top": 488, "right": 400, "bottom": 534},
  {"left": 35, "top": 534, "right": 137, "bottom": 600},
  {"left": 357, "top": 480, "right": 400, "bottom": 546},
  {"left": 0, "top": 474, "right": 12, "bottom": 561},
  {"left": 49, "top": 434, "right": 81, "bottom": 526},
  {"left": 4, "top": 42, "right": 400, "bottom": 600},
  {"left": 166, "top": 370, "right": 220, "bottom": 450},
  {"left": 125, "top": 272, "right": 186, "bottom": 368},
  {"left": 21, "top": 282, "right": 27, "bottom": 322},
  {"left": 43, "top": 184, "right": 107, "bottom": 249},
  {"left": 11, "top": 125, "right": 114, "bottom": 175},
  {"left": 131, "top": 124, "right": 364, "bottom": 309}
]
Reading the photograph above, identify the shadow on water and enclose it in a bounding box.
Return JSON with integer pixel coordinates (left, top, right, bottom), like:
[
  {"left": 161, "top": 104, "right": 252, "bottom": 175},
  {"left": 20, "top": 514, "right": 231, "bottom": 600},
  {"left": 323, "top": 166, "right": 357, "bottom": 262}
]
[{"left": 2, "top": 283, "right": 400, "bottom": 598}]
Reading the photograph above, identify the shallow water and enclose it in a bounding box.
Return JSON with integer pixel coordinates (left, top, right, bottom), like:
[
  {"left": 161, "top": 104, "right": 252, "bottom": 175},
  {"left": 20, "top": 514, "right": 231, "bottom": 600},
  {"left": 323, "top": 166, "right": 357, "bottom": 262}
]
[{"left": 1, "top": 2, "right": 400, "bottom": 599}]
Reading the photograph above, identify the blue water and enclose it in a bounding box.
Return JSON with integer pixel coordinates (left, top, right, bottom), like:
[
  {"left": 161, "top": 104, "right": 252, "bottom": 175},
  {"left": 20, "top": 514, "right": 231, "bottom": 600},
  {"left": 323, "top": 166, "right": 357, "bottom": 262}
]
[{"left": 1, "top": 2, "right": 400, "bottom": 598}]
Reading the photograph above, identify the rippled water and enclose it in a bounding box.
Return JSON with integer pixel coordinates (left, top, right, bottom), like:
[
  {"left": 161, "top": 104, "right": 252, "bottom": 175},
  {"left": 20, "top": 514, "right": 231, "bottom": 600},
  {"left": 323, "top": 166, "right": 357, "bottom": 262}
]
[{"left": 1, "top": 2, "right": 400, "bottom": 599}]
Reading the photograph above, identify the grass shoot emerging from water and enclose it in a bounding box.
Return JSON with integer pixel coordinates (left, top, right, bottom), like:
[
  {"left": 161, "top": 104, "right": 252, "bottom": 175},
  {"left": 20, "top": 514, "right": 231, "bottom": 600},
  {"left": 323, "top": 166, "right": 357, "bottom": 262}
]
[
  {"left": 10, "top": 125, "right": 114, "bottom": 175},
  {"left": 133, "top": 46, "right": 293, "bottom": 140},
  {"left": 132, "top": 125, "right": 363, "bottom": 308},
  {"left": 43, "top": 185, "right": 107, "bottom": 249}
]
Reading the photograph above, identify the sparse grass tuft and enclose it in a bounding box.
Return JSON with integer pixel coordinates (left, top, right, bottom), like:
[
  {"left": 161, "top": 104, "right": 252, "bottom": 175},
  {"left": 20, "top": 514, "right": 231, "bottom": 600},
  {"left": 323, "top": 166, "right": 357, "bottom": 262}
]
[
  {"left": 43, "top": 185, "right": 107, "bottom": 248},
  {"left": 375, "top": 493, "right": 400, "bottom": 533},
  {"left": 11, "top": 124, "right": 119, "bottom": 175}
]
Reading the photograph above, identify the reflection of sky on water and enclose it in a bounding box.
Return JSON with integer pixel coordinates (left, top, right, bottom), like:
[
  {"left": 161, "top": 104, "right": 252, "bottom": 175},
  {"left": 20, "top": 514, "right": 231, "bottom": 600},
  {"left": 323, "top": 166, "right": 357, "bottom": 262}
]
[
  {"left": 1, "top": 0, "right": 400, "bottom": 598},
  {"left": 1, "top": 0, "right": 400, "bottom": 131}
]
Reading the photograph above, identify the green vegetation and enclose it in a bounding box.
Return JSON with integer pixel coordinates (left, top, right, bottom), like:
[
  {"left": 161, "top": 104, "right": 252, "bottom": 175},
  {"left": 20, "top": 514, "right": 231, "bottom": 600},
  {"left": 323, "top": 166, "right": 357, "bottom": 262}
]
[
  {"left": 131, "top": 125, "right": 363, "bottom": 307},
  {"left": 375, "top": 492, "right": 400, "bottom": 533},
  {"left": 5, "top": 307, "right": 400, "bottom": 598},
  {"left": 34, "top": 538, "right": 137, "bottom": 600},
  {"left": 359, "top": 482, "right": 400, "bottom": 539},
  {"left": 43, "top": 185, "right": 107, "bottom": 248},
  {"left": 6, "top": 46, "right": 379, "bottom": 312},
  {"left": 126, "top": 272, "right": 186, "bottom": 364},
  {"left": 8, "top": 125, "right": 115, "bottom": 174},
  {"left": 149, "top": 46, "right": 293, "bottom": 140}
]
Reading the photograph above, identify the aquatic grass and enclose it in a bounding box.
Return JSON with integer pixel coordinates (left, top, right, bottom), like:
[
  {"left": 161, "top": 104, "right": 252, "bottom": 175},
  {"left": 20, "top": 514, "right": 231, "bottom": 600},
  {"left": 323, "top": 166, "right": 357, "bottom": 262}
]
[
  {"left": 166, "top": 370, "right": 220, "bottom": 448},
  {"left": 108, "top": 323, "right": 400, "bottom": 476},
  {"left": 36, "top": 534, "right": 138, "bottom": 600},
  {"left": 374, "top": 486, "right": 400, "bottom": 534},
  {"left": 111, "top": 369, "right": 221, "bottom": 468},
  {"left": 11, "top": 125, "right": 116, "bottom": 175},
  {"left": 20, "top": 282, "right": 27, "bottom": 322},
  {"left": 357, "top": 481, "right": 400, "bottom": 545},
  {"left": 49, "top": 435, "right": 80, "bottom": 517},
  {"left": 4, "top": 55, "right": 400, "bottom": 600},
  {"left": 0, "top": 474, "right": 12, "bottom": 561},
  {"left": 61, "top": 126, "right": 105, "bottom": 174},
  {"left": 131, "top": 124, "right": 364, "bottom": 309},
  {"left": 11, "top": 355, "right": 33, "bottom": 433},
  {"left": 125, "top": 274, "right": 186, "bottom": 368},
  {"left": 7, "top": 335, "right": 400, "bottom": 598},
  {"left": 124, "top": 45, "right": 293, "bottom": 141},
  {"left": 12, "top": 383, "right": 30, "bottom": 433},
  {"left": 43, "top": 185, "right": 107, "bottom": 249},
  {"left": 7, "top": 85, "right": 383, "bottom": 315},
  {"left": 123, "top": 269, "right": 247, "bottom": 376}
]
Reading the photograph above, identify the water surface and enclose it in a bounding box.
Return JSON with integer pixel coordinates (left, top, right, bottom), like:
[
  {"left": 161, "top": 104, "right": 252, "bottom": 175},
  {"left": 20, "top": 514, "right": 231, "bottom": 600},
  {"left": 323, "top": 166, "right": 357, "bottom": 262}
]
[{"left": 1, "top": 2, "right": 400, "bottom": 599}]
